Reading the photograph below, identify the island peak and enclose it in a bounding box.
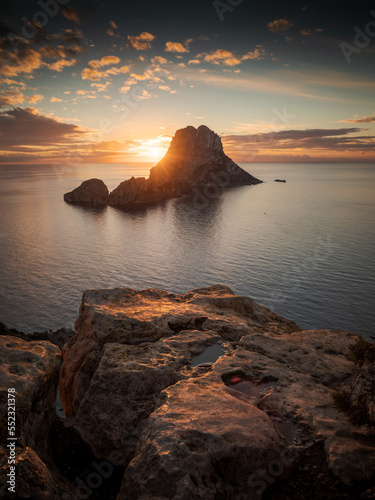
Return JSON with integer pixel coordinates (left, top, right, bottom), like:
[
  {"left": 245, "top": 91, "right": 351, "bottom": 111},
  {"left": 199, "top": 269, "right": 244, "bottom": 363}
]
[{"left": 64, "top": 125, "right": 262, "bottom": 208}]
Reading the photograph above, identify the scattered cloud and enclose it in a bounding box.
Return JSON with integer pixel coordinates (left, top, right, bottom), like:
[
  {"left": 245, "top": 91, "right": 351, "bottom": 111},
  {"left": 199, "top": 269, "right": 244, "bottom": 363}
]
[
  {"left": 48, "top": 58, "right": 77, "bottom": 72},
  {"left": 340, "top": 114, "right": 375, "bottom": 123},
  {"left": 126, "top": 32, "right": 155, "bottom": 51},
  {"left": 106, "top": 21, "right": 119, "bottom": 36},
  {"left": 165, "top": 42, "right": 189, "bottom": 53},
  {"left": 28, "top": 94, "right": 44, "bottom": 104},
  {"left": 57, "top": 28, "right": 83, "bottom": 45},
  {"left": 151, "top": 56, "right": 168, "bottom": 66},
  {"left": 197, "top": 47, "right": 267, "bottom": 67},
  {"left": 223, "top": 128, "right": 375, "bottom": 161},
  {"left": 51, "top": 97, "right": 63, "bottom": 102},
  {"left": 199, "top": 49, "right": 241, "bottom": 66},
  {"left": 0, "top": 49, "right": 43, "bottom": 76},
  {"left": 88, "top": 56, "right": 121, "bottom": 68},
  {"left": 0, "top": 89, "right": 25, "bottom": 108},
  {"left": 81, "top": 57, "right": 129, "bottom": 81},
  {"left": 268, "top": 19, "right": 294, "bottom": 32},
  {"left": 90, "top": 82, "right": 111, "bottom": 92},
  {"left": 76, "top": 90, "right": 97, "bottom": 99},
  {"left": 0, "top": 89, "right": 45, "bottom": 109},
  {"left": 61, "top": 6, "right": 80, "bottom": 24}
]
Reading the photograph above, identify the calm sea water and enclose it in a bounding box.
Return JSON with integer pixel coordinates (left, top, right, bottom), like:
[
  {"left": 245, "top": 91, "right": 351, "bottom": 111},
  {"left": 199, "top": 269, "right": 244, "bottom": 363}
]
[{"left": 0, "top": 162, "right": 374, "bottom": 339}]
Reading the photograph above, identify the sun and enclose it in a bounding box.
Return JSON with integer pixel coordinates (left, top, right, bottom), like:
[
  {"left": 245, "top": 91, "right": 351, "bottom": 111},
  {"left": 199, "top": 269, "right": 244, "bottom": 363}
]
[
  {"left": 130, "top": 136, "right": 171, "bottom": 161},
  {"left": 149, "top": 147, "right": 165, "bottom": 159}
]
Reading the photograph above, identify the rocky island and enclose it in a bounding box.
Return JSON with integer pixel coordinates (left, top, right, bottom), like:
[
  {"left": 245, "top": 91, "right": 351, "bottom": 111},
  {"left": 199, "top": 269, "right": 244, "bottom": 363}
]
[
  {"left": 64, "top": 125, "right": 262, "bottom": 207},
  {"left": 1, "top": 285, "right": 375, "bottom": 499}
]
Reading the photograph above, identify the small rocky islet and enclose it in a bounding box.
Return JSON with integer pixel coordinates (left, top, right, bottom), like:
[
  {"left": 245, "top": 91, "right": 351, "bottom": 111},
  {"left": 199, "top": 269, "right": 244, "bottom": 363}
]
[
  {"left": 63, "top": 125, "right": 262, "bottom": 207},
  {"left": 1, "top": 285, "right": 375, "bottom": 499}
]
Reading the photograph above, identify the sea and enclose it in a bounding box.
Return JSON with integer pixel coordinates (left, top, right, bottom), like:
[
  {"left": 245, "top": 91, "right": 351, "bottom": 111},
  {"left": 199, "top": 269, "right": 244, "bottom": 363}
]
[{"left": 0, "top": 162, "right": 374, "bottom": 340}]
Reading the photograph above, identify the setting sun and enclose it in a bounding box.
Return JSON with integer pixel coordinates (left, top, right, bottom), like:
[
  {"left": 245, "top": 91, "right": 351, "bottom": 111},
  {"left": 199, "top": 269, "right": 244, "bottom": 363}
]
[{"left": 130, "top": 136, "right": 171, "bottom": 161}]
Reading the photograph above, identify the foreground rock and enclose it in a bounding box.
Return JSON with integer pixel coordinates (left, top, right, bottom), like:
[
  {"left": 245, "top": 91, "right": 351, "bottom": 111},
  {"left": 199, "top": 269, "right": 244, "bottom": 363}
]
[
  {"left": 64, "top": 126, "right": 262, "bottom": 208},
  {"left": 0, "top": 336, "right": 74, "bottom": 499},
  {"left": 0, "top": 322, "right": 76, "bottom": 350},
  {"left": 64, "top": 178, "right": 109, "bottom": 205},
  {"left": 58, "top": 285, "right": 375, "bottom": 499}
]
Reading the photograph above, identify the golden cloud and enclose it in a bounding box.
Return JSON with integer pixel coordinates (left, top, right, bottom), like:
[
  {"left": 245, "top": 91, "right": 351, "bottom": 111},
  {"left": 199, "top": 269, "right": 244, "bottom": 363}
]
[
  {"left": 61, "top": 6, "right": 80, "bottom": 24},
  {"left": 165, "top": 42, "right": 189, "bottom": 53},
  {"left": 48, "top": 58, "right": 77, "bottom": 72},
  {"left": 267, "top": 18, "right": 294, "bottom": 32},
  {"left": 127, "top": 32, "right": 155, "bottom": 51}
]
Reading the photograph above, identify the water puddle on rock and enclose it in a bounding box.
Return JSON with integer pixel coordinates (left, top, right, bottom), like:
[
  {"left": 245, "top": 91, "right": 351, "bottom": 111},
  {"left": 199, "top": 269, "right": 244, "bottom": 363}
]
[
  {"left": 227, "top": 376, "right": 297, "bottom": 442},
  {"left": 227, "top": 376, "right": 276, "bottom": 402},
  {"left": 191, "top": 344, "right": 224, "bottom": 367},
  {"left": 56, "top": 387, "right": 65, "bottom": 418}
]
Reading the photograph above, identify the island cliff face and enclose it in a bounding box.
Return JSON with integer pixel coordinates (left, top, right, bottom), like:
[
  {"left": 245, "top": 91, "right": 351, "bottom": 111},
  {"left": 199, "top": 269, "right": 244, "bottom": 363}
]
[{"left": 64, "top": 125, "right": 262, "bottom": 207}]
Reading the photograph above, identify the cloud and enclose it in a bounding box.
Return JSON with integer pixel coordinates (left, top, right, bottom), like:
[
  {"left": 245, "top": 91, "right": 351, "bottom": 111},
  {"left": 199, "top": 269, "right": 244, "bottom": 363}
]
[
  {"left": 222, "top": 128, "right": 375, "bottom": 161},
  {"left": 267, "top": 19, "right": 294, "bottom": 32},
  {"left": 200, "top": 49, "right": 241, "bottom": 66},
  {"left": 106, "top": 21, "right": 119, "bottom": 36},
  {"left": 28, "top": 94, "right": 44, "bottom": 104},
  {"left": 0, "top": 49, "right": 43, "bottom": 76},
  {"left": 0, "top": 108, "right": 89, "bottom": 147},
  {"left": 188, "top": 59, "right": 200, "bottom": 65},
  {"left": 197, "top": 47, "right": 267, "bottom": 66},
  {"left": 0, "top": 37, "right": 83, "bottom": 77},
  {"left": 39, "top": 45, "right": 83, "bottom": 59},
  {"left": 87, "top": 56, "right": 120, "bottom": 69},
  {"left": 340, "top": 115, "right": 375, "bottom": 123},
  {"left": 58, "top": 28, "right": 83, "bottom": 45},
  {"left": 0, "top": 89, "right": 25, "bottom": 108},
  {"left": 90, "top": 82, "right": 111, "bottom": 92},
  {"left": 61, "top": 6, "right": 80, "bottom": 24},
  {"left": 151, "top": 56, "right": 168, "bottom": 65},
  {"left": 165, "top": 42, "right": 189, "bottom": 53},
  {"left": 137, "top": 89, "right": 153, "bottom": 100},
  {"left": 81, "top": 57, "right": 129, "bottom": 81},
  {"left": 0, "top": 88, "right": 45, "bottom": 109},
  {"left": 50, "top": 97, "right": 63, "bottom": 102},
  {"left": 48, "top": 58, "right": 77, "bottom": 72},
  {"left": 76, "top": 90, "right": 97, "bottom": 99},
  {"left": 242, "top": 47, "right": 267, "bottom": 60},
  {"left": 126, "top": 32, "right": 155, "bottom": 51}
]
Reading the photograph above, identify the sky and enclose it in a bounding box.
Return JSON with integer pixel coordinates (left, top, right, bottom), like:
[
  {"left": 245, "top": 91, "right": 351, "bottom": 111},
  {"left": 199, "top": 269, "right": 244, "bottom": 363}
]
[{"left": 0, "top": 0, "right": 375, "bottom": 165}]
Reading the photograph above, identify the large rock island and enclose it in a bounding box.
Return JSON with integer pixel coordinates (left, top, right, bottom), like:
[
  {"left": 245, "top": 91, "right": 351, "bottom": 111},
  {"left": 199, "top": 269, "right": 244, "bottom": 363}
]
[{"left": 64, "top": 125, "right": 262, "bottom": 207}]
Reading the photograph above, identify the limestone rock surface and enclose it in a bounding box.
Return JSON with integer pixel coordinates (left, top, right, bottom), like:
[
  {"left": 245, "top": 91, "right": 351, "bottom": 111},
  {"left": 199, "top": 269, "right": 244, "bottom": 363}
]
[
  {"left": 0, "top": 335, "right": 74, "bottom": 499},
  {"left": 57, "top": 284, "right": 375, "bottom": 498}
]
